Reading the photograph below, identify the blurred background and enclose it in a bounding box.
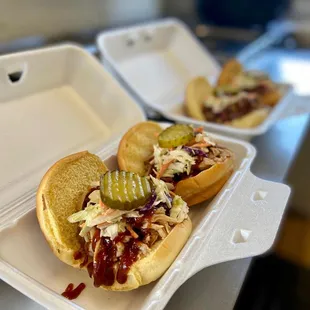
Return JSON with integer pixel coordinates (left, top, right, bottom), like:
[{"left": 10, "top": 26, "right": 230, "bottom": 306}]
[{"left": 1, "top": 1, "right": 310, "bottom": 309}]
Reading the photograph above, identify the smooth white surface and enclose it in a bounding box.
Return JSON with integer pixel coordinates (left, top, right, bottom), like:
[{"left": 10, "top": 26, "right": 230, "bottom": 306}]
[
  {"left": 97, "top": 18, "right": 300, "bottom": 140},
  {"left": 0, "top": 258, "right": 252, "bottom": 310},
  {"left": 0, "top": 44, "right": 145, "bottom": 211},
  {"left": 0, "top": 0, "right": 162, "bottom": 42}
]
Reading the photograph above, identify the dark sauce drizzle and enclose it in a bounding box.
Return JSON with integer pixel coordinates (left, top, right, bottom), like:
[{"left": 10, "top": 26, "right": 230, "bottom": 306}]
[
  {"left": 61, "top": 283, "right": 86, "bottom": 300},
  {"left": 85, "top": 207, "right": 156, "bottom": 287}
]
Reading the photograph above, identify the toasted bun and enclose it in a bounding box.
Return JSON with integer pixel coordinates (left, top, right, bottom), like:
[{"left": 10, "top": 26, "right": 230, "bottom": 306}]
[
  {"left": 260, "top": 89, "right": 281, "bottom": 107},
  {"left": 227, "top": 108, "right": 269, "bottom": 128},
  {"left": 185, "top": 76, "right": 212, "bottom": 120},
  {"left": 37, "top": 151, "right": 192, "bottom": 291},
  {"left": 100, "top": 218, "right": 192, "bottom": 291},
  {"left": 175, "top": 157, "right": 234, "bottom": 206},
  {"left": 118, "top": 121, "right": 163, "bottom": 176},
  {"left": 36, "top": 151, "right": 108, "bottom": 268},
  {"left": 217, "top": 59, "right": 243, "bottom": 86}
]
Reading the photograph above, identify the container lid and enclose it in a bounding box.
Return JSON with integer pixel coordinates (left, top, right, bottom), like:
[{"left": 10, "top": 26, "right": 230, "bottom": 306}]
[
  {"left": 0, "top": 44, "right": 145, "bottom": 212},
  {"left": 97, "top": 18, "right": 221, "bottom": 113}
]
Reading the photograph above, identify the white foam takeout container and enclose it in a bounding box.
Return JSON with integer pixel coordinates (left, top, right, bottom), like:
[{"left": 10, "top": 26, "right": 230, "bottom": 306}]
[
  {"left": 0, "top": 45, "right": 290, "bottom": 310},
  {"left": 97, "top": 18, "right": 310, "bottom": 141}
]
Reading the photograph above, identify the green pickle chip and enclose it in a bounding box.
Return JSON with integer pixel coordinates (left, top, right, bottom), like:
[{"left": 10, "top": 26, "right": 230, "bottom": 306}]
[
  {"left": 100, "top": 171, "right": 152, "bottom": 210},
  {"left": 158, "top": 124, "right": 194, "bottom": 148}
]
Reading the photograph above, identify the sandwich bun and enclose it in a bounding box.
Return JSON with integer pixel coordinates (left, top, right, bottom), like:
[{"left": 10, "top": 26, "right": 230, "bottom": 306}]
[
  {"left": 118, "top": 122, "right": 234, "bottom": 206},
  {"left": 260, "top": 88, "right": 282, "bottom": 107},
  {"left": 227, "top": 108, "right": 270, "bottom": 128},
  {"left": 118, "top": 121, "right": 162, "bottom": 176},
  {"left": 36, "top": 151, "right": 108, "bottom": 268},
  {"left": 174, "top": 157, "right": 234, "bottom": 206},
  {"left": 37, "top": 151, "right": 192, "bottom": 291},
  {"left": 217, "top": 59, "right": 243, "bottom": 86}
]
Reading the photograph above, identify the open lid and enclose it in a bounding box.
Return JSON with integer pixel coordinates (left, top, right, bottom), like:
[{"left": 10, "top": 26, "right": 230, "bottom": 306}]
[
  {"left": 97, "top": 18, "right": 221, "bottom": 114},
  {"left": 0, "top": 44, "right": 145, "bottom": 212}
]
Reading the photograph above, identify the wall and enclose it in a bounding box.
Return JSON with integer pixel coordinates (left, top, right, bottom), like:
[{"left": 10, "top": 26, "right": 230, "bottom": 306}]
[
  {"left": 291, "top": 0, "right": 310, "bottom": 19},
  {"left": 0, "top": 0, "right": 162, "bottom": 42}
]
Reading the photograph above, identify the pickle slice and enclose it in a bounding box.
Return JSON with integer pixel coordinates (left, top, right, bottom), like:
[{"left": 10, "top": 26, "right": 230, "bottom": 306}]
[
  {"left": 158, "top": 124, "right": 194, "bottom": 148},
  {"left": 100, "top": 171, "right": 152, "bottom": 210}
]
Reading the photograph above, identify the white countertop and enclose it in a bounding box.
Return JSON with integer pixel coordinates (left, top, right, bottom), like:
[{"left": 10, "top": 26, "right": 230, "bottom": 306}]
[{"left": 1, "top": 113, "right": 309, "bottom": 310}]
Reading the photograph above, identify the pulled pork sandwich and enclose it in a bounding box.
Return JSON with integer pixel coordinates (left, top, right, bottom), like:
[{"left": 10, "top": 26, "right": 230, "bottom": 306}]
[
  {"left": 36, "top": 152, "right": 191, "bottom": 291},
  {"left": 118, "top": 122, "right": 234, "bottom": 206},
  {"left": 185, "top": 59, "right": 281, "bottom": 128}
]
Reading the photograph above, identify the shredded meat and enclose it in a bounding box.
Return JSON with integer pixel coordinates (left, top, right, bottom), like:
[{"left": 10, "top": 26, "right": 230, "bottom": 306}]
[
  {"left": 203, "top": 96, "right": 260, "bottom": 123},
  {"left": 210, "top": 147, "right": 220, "bottom": 157},
  {"left": 198, "top": 158, "right": 216, "bottom": 170},
  {"left": 244, "top": 82, "right": 271, "bottom": 95},
  {"left": 143, "top": 230, "right": 159, "bottom": 247}
]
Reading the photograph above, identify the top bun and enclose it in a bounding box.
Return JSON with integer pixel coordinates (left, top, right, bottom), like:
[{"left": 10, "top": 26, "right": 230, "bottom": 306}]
[{"left": 36, "top": 151, "right": 108, "bottom": 268}]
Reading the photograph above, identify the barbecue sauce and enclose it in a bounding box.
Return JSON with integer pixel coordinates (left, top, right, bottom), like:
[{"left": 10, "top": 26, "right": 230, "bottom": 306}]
[
  {"left": 93, "top": 237, "right": 116, "bottom": 287},
  {"left": 73, "top": 251, "right": 83, "bottom": 260},
  {"left": 79, "top": 187, "right": 171, "bottom": 287},
  {"left": 116, "top": 239, "right": 141, "bottom": 284},
  {"left": 86, "top": 210, "right": 155, "bottom": 287},
  {"left": 61, "top": 283, "right": 86, "bottom": 300}
]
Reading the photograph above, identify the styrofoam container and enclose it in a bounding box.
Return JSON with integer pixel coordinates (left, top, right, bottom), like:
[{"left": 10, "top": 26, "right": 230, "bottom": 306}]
[
  {"left": 97, "top": 18, "right": 310, "bottom": 141},
  {"left": 0, "top": 45, "right": 290, "bottom": 310}
]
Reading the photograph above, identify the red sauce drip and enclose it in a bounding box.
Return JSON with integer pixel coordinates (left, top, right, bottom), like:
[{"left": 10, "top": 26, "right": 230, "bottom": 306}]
[
  {"left": 89, "top": 211, "right": 156, "bottom": 287},
  {"left": 78, "top": 193, "right": 166, "bottom": 287},
  {"left": 114, "top": 231, "right": 130, "bottom": 244},
  {"left": 116, "top": 239, "right": 141, "bottom": 284},
  {"left": 73, "top": 251, "right": 83, "bottom": 260},
  {"left": 93, "top": 237, "right": 116, "bottom": 287},
  {"left": 61, "top": 283, "right": 86, "bottom": 300}
]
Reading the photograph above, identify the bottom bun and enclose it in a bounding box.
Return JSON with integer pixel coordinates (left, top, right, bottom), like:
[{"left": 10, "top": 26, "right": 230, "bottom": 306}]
[
  {"left": 37, "top": 151, "right": 192, "bottom": 291},
  {"left": 227, "top": 108, "right": 269, "bottom": 128},
  {"left": 175, "top": 157, "right": 234, "bottom": 206},
  {"left": 100, "top": 218, "right": 192, "bottom": 291}
]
